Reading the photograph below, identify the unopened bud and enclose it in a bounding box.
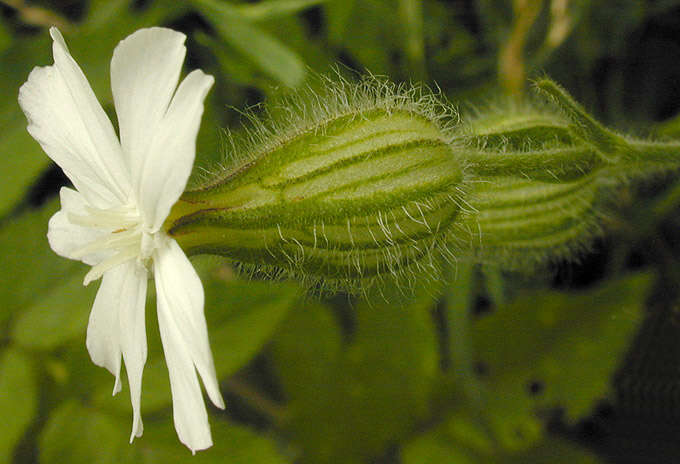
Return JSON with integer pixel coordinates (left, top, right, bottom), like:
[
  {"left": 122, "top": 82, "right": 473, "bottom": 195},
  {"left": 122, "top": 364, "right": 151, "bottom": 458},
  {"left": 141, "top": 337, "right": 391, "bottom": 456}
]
[
  {"left": 165, "top": 76, "right": 680, "bottom": 291},
  {"left": 166, "top": 78, "right": 466, "bottom": 290}
]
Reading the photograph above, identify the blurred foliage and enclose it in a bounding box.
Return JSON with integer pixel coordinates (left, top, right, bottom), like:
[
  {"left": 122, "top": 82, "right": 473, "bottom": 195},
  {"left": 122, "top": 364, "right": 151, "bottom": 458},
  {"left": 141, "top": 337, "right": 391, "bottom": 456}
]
[{"left": 1, "top": 1, "right": 680, "bottom": 463}]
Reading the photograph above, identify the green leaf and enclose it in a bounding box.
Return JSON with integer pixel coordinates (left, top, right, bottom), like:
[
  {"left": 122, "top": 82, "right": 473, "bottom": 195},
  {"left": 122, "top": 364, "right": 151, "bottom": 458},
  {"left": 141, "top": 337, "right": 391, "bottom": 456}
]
[
  {"left": 324, "top": 0, "right": 356, "bottom": 44},
  {"left": 398, "top": 0, "right": 426, "bottom": 80},
  {"left": 655, "top": 111, "right": 680, "bottom": 138},
  {"left": 503, "top": 437, "right": 601, "bottom": 463},
  {"left": 134, "top": 418, "right": 290, "bottom": 463},
  {"left": 0, "top": 201, "right": 83, "bottom": 326},
  {"left": 191, "top": 0, "right": 306, "bottom": 87},
  {"left": 12, "top": 269, "right": 96, "bottom": 349},
  {"left": 3, "top": 200, "right": 96, "bottom": 350},
  {"left": 206, "top": 277, "right": 300, "bottom": 376},
  {"left": 196, "top": 31, "right": 270, "bottom": 89},
  {"left": 273, "top": 288, "right": 439, "bottom": 463},
  {"left": 402, "top": 431, "right": 478, "bottom": 464},
  {"left": 323, "top": 0, "right": 399, "bottom": 75},
  {"left": 402, "top": 413, "right": 601, "bottom": 464},
  {"left": 471, "top": 273, "right": 651, "bottom": 450},
  {"left": 401, "top": 409, "right": 492, "bottom": 464},
  {"left": 39, "top": 401, "right": 128, "bottom": 464},
  {"left": 40, "top": 398, "right": 290, "bottom": 463},
  {"left": 402, "top": 403, "right": 600, "bottom": 463},
  {"left": 0, "top": 35, "right": 52, "bottom": 218},
  {"left": 0, "top": 348, "right": 38, "bottom": 463},
  {"left": 234, "top": 0, "right": 327, "bottom": 21},
  {"left": 271, "top": 299, "right": 343, "bottom": 403},
  {"left": 0, "top": 17, "right": 11, "bottom": 54}
]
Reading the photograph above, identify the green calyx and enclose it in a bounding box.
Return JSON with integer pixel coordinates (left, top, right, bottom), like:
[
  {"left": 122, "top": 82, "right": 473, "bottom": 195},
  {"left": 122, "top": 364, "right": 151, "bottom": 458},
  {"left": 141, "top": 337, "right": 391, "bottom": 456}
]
[
  {"left": 164, "top": 76, "right": 680, "bottom": 291},
  {"left": 166, "top": 78, "right": 467, "bottom": 290}
]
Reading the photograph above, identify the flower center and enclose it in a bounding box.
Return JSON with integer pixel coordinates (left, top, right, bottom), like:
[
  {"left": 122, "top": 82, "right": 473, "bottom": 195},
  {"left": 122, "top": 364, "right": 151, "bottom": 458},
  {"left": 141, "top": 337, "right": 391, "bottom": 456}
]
[{"left": 68, "top": 204, "right": 162, "bottom": 285}]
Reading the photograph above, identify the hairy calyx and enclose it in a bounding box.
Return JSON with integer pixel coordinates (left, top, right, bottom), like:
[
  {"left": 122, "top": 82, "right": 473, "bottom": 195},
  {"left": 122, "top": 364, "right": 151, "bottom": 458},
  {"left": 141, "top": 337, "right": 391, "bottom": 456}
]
[{"left": 164, "top": 76, "right": 680, "bottom": 292}]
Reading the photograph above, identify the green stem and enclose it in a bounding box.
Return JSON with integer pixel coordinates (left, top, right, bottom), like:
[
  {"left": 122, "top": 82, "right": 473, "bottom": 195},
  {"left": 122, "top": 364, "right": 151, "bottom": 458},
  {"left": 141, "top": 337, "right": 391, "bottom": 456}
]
[
  {"left": 224, "top": 377, "right": 287, "bottom": 424},
  {"left": 446, "top": 264, "right": 480, "bottom": 396},
  {"left": 464, "top": 145, "right": 600, "bottom": 182},
  {"left": 624, "top": 139, "right": 680, "bottom": 165}
]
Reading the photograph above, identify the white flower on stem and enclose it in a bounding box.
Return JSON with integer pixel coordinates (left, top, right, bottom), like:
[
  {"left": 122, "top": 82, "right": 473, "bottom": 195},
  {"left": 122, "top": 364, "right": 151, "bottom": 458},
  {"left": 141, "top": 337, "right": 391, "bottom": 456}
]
[{"left": 18, "top": 27, "right": 225, "bottom": 453}]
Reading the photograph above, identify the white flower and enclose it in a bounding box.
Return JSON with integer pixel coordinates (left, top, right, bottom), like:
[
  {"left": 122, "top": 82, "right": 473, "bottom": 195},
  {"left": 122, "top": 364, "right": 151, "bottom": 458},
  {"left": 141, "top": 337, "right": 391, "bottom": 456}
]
[{"left": 18, "top": 27, "right": 225, "bottom": 453}]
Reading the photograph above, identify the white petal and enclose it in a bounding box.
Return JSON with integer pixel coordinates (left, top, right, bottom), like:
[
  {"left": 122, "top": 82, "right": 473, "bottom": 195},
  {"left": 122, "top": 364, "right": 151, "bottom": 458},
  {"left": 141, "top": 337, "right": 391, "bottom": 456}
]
[
  {"left": 86, "top": 261, "right": 148, "bottom": 439},
  {"left": 154, "top": 239, "right": 224, "bottom": 453},
  {"left": 110, "top": 27, "right": 186, "bottom": 195},
  {"left": 139, "top": 70, "right": 214, "bottom": 231},
  {"left": 48, "top": 187, "right": 110, "bottom": 265},
  {"left": 118, "top": 266, "right": 149, "bottom": 442},
  {"left": 18, "top": 27, "right": 130, "bottom": 207}
]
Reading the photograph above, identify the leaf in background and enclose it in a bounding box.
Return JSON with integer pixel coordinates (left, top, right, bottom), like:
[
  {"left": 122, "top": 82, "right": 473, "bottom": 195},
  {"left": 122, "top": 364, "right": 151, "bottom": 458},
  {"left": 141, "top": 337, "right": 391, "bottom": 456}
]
[
  {"left": 324, "top": 0, "right": 356, "bottom": 45},
  {"left": 323, "top": 0, "right": 400, "bottom": 76},
  {"left": 402, "top": 433, "right": 477, "bottom": 464},
  {"left": 272, "top": 288, "right": 439, "bottom": 463},
  {"left": 4, "top": 200, "right": 96, "bottom": 351},
  {"left": 40, "top": 399, "right": 289, "bottom": 463},
  {"left": 195, "top": 31, "right": 272, "bottom": 90},
  {"left": 248, "top": 11, "right": 334, "bottom": 80},
  {"left": 503, "top": 437, "right": 600, "bottom": 463},
  {"left": 0, "top": 348, "right": 38, "bottom": 463},
  {"left": 0, "top": 34, "right": 51, "bottom": 219},
  {"left": 191, "top": 0, "right": 306, "bottom": 88},
  {"left": 401, "top": 407, "right": 493, "bottom": 464},
  {"left": 425, "top": 2, "right": 495, "bottom": 100},
  {"left": 93, "top": 265, "right": 299, "bottom": 413},
  {"left": 482, "top": 265, "right": 507, "bottom": 306},
  {"left": 234, "top": 0, "right": 327, "bottom": 21},
  {"left": 471, "top": 273, "right": 652, "bottom": 450},
  {"left": 655, "top": 111, "right": 680, "bottom": 138},
  {"left": 39, "top": 401, "right": 128, "bottom": 464},
  {"left": 204, "top": 270, "right": 301, "bottom": 377},
  {"left": 398, "top": 0, "right": 426, "bottom": 80},
  {"left": 0, "top": 200, "right": 82, "bottom": 326},
  {"left": 0, "top": 16, "right": 12, "bottom": 55},
  {"left": 135, "top": 418, "right": 290, "bottom": 463},
  {"left": 271, "top": 299, "right": 343, "bottom": 404},
  {"left": 402, "top": 411, "right": 601, "bottom": 464},
  {"left": 72, "top": 0, "right": 189, "bottom": 97},
  {"left": 11, "top": 269, "right": 96, "bottom": 349}
]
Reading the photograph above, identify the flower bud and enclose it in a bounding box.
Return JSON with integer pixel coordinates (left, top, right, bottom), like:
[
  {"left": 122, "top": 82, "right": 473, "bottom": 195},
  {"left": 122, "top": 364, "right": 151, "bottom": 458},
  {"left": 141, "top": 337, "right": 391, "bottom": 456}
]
[
  {"left": 165, "top": 79, "right": 466, "bottom": 289},
  {"left": 464, "top": 101, "right": 574, "bottom": 150},
  {"left": 164, "top": 76, "right": 680, "bottom": 291}
]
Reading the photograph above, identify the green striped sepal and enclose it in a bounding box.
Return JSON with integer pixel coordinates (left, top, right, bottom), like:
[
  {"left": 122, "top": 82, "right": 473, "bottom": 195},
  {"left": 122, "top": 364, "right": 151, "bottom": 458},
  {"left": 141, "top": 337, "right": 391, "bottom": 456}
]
[
  {"left": 165, "top": 108, "right": 465, "bottom": 289},
  {"left": 458, "top": 173, "right": 606, "bottom": 269},
  {"left": 164, "top": 77, "right": 680, "bottom": 291}
]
